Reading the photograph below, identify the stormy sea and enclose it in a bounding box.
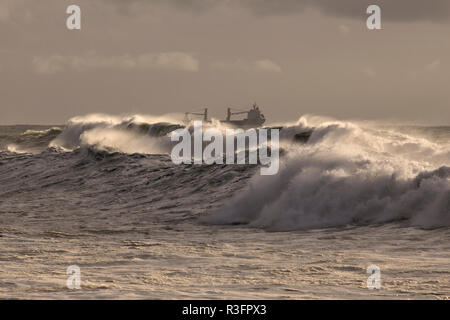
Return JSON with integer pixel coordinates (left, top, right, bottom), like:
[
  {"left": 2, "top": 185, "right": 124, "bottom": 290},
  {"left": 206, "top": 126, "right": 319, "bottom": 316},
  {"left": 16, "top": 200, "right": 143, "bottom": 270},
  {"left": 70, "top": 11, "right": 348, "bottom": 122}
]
[{"left": 0, "top": 114, "right": 449, "bottom": 299}]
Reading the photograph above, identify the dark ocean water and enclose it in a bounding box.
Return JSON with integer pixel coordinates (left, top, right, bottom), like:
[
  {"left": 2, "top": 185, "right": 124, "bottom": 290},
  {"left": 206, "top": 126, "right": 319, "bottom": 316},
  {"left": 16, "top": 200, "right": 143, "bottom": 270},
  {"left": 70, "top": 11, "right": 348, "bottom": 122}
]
[{"left": 0, "top": 115, "right": 449, "bottom": 299}]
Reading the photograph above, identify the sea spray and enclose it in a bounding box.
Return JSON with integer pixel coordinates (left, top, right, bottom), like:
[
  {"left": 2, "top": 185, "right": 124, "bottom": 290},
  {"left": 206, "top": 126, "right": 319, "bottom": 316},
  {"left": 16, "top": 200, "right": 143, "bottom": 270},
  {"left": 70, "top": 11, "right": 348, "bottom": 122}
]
[{"left": 204, "top": 118, "right": 450, "bottom": 230}]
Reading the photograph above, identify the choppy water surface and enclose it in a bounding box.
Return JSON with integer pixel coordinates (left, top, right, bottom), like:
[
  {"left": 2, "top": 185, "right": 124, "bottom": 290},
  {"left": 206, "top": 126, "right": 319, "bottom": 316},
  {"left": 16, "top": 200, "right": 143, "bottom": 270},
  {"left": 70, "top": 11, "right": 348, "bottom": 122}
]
[{"left": 0, "top": 115, "right": 449, "bottom": 299}]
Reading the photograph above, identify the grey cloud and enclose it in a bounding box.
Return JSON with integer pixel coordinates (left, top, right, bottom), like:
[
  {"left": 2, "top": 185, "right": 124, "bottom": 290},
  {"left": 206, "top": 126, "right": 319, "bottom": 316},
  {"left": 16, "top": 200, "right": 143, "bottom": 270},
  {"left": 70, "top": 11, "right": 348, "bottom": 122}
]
[
  {"left": 211, "top": 59, "right": 282, "bottom": 72},
  {"left": 32, "top": 52, "right": 199, "bottom": 74},
  {"left": 0, "top": 0, "right": 26, "bottom": 23},
  {"left": 313, "top": 0, "right": 450, "bottom": 22},
  {"left": 107, "top": 0, "right": 450, "bottom": 22}
]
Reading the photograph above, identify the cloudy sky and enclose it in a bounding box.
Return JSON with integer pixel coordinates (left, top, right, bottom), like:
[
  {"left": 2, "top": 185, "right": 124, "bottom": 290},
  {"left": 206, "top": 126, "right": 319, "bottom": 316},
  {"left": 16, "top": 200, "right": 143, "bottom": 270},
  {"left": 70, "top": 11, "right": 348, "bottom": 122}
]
[{"left": 1, "top": 0, "right": 449, "bottom": 124}]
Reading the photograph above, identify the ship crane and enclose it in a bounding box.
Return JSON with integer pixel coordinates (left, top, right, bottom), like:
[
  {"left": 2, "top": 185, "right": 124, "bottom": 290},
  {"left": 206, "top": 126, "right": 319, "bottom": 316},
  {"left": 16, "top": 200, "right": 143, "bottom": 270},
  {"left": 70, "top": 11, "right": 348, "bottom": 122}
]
[
  {"left": 226, "top": 108, "right": 249, "bottom": 121},
  {"left": 183, "top": 103, "right": 265, "bottom": 128},
  {"left": 184, "top": 108, "right": 208, "bottom": 122}
]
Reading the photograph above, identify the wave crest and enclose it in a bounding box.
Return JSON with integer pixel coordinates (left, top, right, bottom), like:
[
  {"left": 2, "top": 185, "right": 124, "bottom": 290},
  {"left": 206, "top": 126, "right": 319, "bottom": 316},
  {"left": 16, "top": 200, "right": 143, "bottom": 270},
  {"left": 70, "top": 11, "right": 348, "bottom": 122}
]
[{"left": 204, "top": 119, "right": 450, "bottom": 230}]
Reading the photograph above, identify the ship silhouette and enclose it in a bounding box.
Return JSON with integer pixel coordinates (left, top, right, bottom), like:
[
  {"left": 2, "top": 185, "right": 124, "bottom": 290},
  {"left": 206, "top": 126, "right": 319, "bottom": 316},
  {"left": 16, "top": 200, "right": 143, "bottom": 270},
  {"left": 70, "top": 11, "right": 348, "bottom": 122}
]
[
  {"left": 184, "top": 103, "right": 266, "bottom": 128},
  {"left": 182, "top": 103, "right": 312, "bottom": 142}
]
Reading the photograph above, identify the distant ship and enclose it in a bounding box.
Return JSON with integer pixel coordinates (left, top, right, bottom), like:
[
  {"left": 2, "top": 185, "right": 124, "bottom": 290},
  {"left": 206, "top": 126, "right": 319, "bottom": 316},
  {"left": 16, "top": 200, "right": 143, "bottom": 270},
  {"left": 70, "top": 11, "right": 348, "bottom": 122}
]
[
  {"left": 184, "top": 103, "right": 266, "bottom": 128},
  {"left": 183, "top": 103, "right": 312, "bottom": 143}
]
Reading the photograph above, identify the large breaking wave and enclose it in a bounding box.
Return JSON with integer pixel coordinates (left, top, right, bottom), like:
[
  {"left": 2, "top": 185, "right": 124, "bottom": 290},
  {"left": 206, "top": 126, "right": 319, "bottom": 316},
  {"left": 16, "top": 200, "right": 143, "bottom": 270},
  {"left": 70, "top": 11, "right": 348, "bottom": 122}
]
[
  {"left": 48, "top": 114, "right": 184, "bottom": 154},
  {"left": 1, "top": 113, "right": 449, "bottom": 230},
  {"left": 204, "top": 119, "right": 450, "bottom": 230}
]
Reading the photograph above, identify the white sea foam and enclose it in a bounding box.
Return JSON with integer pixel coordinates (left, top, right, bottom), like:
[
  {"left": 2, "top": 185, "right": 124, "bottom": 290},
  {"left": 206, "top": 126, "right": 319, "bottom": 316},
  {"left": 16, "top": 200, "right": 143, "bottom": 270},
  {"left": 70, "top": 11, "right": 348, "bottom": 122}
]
[
  {"left": 49, "top": 113, "right": 183, "bottom": 153},
  {"left": 11, "top": 113, "right": 449, "bottom": 229},
  {"left": 204, "top": 116, "right": 450, "bottom": 230},
  {"left": 1, "top": 117, "right": 450, "bottom": 299}
]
